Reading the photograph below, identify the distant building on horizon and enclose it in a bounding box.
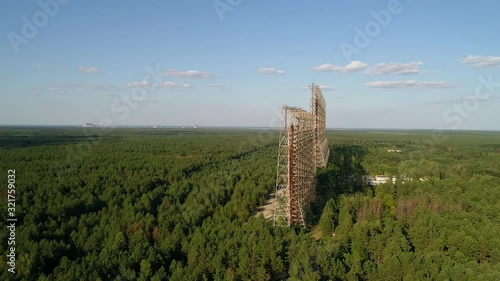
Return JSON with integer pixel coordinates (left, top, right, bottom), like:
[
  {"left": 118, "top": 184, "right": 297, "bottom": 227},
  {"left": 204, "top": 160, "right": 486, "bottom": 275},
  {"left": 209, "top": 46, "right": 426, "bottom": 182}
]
[{"left": 81, "top": 123, "right": 96, "bottom": 128}]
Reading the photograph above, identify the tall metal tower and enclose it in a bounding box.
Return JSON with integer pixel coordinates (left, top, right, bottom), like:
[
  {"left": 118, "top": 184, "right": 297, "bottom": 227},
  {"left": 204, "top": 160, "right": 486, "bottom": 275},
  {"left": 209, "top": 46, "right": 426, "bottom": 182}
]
[
  {"left": 311, "top": 84, "right": 330, "bottom": 167},
  {"left": 273, "top": 84, "right": 329, "bottom": 227}
]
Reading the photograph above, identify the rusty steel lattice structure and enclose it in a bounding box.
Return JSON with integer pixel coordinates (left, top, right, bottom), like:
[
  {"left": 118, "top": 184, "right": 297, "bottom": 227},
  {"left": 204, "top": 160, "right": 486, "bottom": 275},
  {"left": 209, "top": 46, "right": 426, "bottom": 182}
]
[
  {"left": 274, "top": 84, "right": 329, "bottom": 227},
  {"left": 311, "top": 85, "right": 330, "bottom": 168}
]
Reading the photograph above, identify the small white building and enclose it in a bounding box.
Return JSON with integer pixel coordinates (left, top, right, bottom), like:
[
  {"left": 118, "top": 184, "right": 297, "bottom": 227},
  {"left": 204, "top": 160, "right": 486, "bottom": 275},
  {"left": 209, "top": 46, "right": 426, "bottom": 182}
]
[{"left": 363, "top": 175, "right": 396, "bottom": 186}]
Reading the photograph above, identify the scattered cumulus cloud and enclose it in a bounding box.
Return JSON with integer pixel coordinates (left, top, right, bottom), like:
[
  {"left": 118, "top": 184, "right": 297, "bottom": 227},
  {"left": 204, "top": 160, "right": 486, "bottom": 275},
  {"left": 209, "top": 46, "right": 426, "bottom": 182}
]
[
  {"left": 417, "top": 81, "right": 453, "bottom": 88},
  {"left": 364, "top": 61, "right": 423, "bottom": 75},
  {"left": 48, "top": 85, "right": 67, "bottom": 91},
  {"left": 313, "top": 61, "right": 367, "bottom": 73},
  {"left": 419, "top": 98, "right": 468, "bottom": 105},
  {"left": 48, "top": 83, "right": 115, "bottom": 92},
  {"left": 207, "top": 83, "right": 225, "bottom": 87},
  {"left": 460, "top": 55, "right": 500, "bottom": 68},
  {"left": 318, "top": 85, "right": 334, "bottom": 91},
  {"left": 290, "top": 85, "right": 334, "bottom": 92},
  {"left": 80, "top": 83, "right": 115, "bottom": 90},
  {"left": 161, "top": 82, "right": 192, "bottom": 89},
  {"left": 257, "top": 67, "right": 285, "bottom": 75},
  {"left": 127, "top": 81, "right": 192, "bottom": 89},
  {"left": 366, "top": 80, "right": 453, "bottom": 88},
  {"left": 162, "top": 69, "right": 213, "bottom": 79},
  {"left": 79, "top": 66, "right": 103, "bottom": 73},
  {"left": 127, "top": 81, "right": 154, "bottom": 88}
]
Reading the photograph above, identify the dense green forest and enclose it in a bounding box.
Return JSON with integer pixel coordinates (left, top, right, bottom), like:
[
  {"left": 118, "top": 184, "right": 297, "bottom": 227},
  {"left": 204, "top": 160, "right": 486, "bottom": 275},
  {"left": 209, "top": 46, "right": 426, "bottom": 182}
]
[{"left": 1, "top": 127, "right": 499, "bottom": 280}]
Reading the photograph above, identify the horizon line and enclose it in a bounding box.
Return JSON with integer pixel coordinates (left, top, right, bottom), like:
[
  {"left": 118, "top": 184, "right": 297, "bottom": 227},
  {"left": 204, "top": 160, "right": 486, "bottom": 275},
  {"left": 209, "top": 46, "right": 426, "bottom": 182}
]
[{"left": 0, "top": 124, "right": 499, "bottom": 132}]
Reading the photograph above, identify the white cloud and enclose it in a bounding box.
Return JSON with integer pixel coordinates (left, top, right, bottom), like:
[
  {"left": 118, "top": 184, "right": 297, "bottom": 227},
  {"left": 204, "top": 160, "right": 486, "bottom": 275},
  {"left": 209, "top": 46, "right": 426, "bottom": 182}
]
[
  {"left": 161, "top": 82, "right": 192, "bottom": 89},
  {"left": 364, "top": 61, "right": 423, "bottom": 75},
  {"left": 48, "top": 85, "right": 67, "bottom": 91},
  {"left": 366, "top": 80, "right": 453, "bottom": 88},
  {"left": 127, "top": 81, "right": 154, "bottom": 88},
  {"left": 417, "top": 81, "right": 453, "bottom": 88},
  {"left": 48, "top": 83, "right": 115, "bottom": 92},
  {"left": 80, "top": 83, "right": 114, "bottom": 90},
  {"left": 44, "top": 83, "right": 117, "bottom": 94},
  {"left": 162, "top": 69, "right": 213, "bottom": 79},
  {"left": 289, "top": 85, "right": 334, "bottom": 92},
  {"left": 419, "top": 98, "right": 467, "bottom": 105},
  {"left": 79, "top": 66, "right": 103, "bottom": 73},
  {"left": 313, "top": 61, "right": 367, "bottom": 73},
  {"left": 366, "top": 80, "right": 417, "bottom": 88},
  {"left": 126, "top": 81, "right": 191, "bottom": 89},
  {"left": 461, "top": 55, "right": 500, "bottom": 68},
  {"left": 257, "top": 67, "right": 285, "bottom": 75},
  {"left": 207, "top": 83, "right": 225, "bottom": 87},
  {"left": 318, "top": 85, "right": 334, "bottom": 91}
]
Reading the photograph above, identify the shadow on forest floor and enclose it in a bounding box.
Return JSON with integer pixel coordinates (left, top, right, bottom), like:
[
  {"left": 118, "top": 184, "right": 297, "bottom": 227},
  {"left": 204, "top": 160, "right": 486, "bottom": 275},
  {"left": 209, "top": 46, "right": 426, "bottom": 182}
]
[{"left": 306, "top": 144, "right": 368, "bottom": 227}]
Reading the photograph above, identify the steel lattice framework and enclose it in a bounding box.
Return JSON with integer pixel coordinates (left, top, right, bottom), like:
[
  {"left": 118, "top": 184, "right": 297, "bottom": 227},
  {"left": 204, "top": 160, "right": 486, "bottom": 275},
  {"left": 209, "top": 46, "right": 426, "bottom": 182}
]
[
  {"left": 311, "top": 84, "right": 330, "bottom": 167},
  {"left": 274, "top": 84, "right": 329, "bottom": 227}
]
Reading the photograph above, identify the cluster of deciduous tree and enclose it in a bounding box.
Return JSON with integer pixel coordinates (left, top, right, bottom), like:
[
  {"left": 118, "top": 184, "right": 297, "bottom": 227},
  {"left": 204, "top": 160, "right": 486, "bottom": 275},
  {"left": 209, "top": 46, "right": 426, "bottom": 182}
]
[{"left": 0, "top": 128, "right": 499, "bottom": 280}]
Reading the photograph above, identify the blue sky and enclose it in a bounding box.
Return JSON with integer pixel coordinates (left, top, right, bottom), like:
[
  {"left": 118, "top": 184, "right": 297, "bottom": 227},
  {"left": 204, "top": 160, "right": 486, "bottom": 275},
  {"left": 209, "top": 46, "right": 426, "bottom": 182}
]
[{"left": 1, "top": 0, "right": 500, "bottom": 129}]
